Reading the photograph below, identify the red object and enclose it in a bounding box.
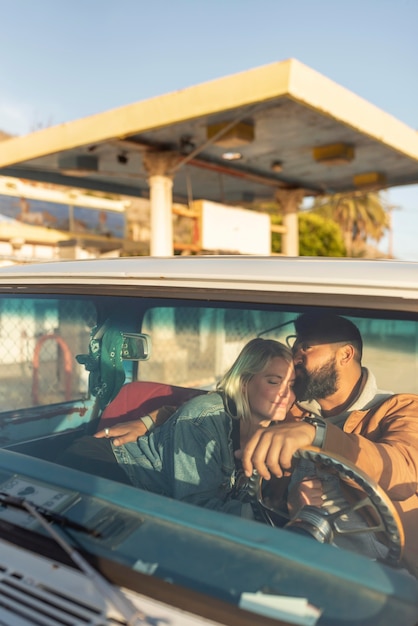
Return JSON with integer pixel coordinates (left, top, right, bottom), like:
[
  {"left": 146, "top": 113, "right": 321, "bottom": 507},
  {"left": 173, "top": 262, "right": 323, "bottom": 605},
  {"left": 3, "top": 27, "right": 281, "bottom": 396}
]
[
  {"left": 97, "top": 380, "right": 206, "bottom": 429},
  {"left": 32, "top": 333, "right": 73, "bottom": 405}
]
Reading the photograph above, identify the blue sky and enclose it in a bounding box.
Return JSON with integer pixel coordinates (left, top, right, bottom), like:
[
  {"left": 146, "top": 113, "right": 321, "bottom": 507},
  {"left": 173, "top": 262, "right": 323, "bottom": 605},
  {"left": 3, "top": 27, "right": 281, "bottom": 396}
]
[{"left": 0, "top": 0, "right": 417, "bottom": 259}]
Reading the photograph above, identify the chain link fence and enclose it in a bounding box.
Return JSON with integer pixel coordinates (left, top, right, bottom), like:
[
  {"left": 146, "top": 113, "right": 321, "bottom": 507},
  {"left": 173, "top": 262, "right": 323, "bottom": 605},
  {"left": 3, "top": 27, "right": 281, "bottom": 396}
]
[{"left": 0, "top": 297, "right": 95, "bottom": 410}]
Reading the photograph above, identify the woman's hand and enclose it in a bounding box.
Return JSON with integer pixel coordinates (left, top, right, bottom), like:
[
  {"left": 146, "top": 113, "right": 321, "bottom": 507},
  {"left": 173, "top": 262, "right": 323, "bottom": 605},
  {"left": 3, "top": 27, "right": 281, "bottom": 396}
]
[
  {"left": 95, "top": 420, "right": 148, "bottom": 446},
  {"left": 287, "top": 477, "right": 324, "bottom": 515}
]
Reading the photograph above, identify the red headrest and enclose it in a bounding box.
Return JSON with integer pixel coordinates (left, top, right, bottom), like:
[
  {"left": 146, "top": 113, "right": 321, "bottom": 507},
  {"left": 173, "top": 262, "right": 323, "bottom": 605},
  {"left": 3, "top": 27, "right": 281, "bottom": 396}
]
[{"left": 97, "top": 380, "right": 206, "bottom": 429}]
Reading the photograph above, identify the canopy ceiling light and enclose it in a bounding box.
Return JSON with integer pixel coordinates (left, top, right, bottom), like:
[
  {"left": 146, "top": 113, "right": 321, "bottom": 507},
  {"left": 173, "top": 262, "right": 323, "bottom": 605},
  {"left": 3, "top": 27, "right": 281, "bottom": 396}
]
[
  {"left": 117, "top": 152, "right": 129, "bottom": 165},
  {"left": 353, "top": 172, "right": 387, "bottom": 189},
  {"left": 221, "top": 151, "right": 243, "bottom": 161},
  {"left": 58, "top": 155, "right": 99, "bottom": 176},
  {"left": 313, "top": 142, "right": 355, "bottom": 166},
  {"left": 206, "top": 121, "right": 254, "bottom": 148},
  {"left": 179, "top": 135, "right": 196, "bottom": 155},
  {"left": 271, "top": 160, "right": 283, "bottom": 173}
]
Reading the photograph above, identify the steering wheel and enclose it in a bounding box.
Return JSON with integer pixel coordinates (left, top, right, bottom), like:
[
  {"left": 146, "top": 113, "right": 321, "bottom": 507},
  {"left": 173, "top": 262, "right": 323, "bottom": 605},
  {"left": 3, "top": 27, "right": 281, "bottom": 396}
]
[{"left": 254, "top": 447, "right": 405, "bottom": 566}]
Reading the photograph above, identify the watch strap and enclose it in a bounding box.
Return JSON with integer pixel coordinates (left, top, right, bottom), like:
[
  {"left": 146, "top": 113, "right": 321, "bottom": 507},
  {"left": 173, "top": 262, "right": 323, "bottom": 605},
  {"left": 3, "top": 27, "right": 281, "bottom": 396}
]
[{"left": 303, "top": 416, "right": 326, "bottom": 448}]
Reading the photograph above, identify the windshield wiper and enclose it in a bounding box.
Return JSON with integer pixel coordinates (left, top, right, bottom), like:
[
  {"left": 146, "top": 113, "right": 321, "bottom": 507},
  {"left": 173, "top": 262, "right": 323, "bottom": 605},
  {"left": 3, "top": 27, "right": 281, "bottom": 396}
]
[
  {"left": 0, "top": 492, "right": 101, "bottom": 537},
  {"left": 0, "top": 491, "right": 149, "bottom": 625}
]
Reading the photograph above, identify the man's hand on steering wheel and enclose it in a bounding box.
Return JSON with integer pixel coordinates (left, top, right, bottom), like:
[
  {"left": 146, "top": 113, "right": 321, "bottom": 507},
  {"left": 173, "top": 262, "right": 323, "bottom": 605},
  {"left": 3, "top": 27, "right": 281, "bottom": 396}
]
[{"left": 238, "top": 421, "right": 317, "bottom": 480}]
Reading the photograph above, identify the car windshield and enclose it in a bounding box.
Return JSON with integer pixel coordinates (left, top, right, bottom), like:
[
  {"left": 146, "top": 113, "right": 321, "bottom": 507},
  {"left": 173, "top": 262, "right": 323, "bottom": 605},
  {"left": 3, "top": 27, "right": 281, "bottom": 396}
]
[{"left": 0, "top": 284, "right": 417, "bottom": 625}]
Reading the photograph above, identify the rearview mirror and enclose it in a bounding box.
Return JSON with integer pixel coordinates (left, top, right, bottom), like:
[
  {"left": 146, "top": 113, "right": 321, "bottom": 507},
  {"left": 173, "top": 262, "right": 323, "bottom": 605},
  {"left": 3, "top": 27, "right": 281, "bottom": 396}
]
[{"left": 122, "top": 333, "right": 151, "bottom": 361}]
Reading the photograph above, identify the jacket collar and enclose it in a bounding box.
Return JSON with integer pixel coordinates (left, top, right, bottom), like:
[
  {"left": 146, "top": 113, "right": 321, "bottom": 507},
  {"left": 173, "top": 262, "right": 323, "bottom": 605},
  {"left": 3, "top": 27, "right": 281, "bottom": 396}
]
[{"left": 296, "top": 368, "right": 393, "bottom": 422}]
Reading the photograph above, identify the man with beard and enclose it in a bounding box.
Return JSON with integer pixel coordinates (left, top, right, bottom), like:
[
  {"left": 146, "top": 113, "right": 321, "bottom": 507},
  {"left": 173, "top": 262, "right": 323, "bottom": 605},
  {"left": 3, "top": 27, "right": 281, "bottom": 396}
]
[{"left": 239, "top": 312, "right": 418, "bottom": 578}]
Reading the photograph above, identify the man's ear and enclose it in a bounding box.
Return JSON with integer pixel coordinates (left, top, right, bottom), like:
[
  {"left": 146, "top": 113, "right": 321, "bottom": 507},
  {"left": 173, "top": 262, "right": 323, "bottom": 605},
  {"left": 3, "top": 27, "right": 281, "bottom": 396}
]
[{"left": 338, "top": 343, "right": 355, "bottom": 366}]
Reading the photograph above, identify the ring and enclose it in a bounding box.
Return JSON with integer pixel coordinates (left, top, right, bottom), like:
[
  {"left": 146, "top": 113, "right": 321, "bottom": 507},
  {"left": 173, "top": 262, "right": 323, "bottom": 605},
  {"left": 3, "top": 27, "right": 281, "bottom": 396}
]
[{"left": 104, "top": 428, "right": 110, "bottom": 438}]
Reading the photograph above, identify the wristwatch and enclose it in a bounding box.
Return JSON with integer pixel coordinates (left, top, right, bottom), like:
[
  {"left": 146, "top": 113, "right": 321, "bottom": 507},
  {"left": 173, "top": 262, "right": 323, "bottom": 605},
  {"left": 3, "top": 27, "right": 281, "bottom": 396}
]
[
  {"left": 303, "top": 416, "right": 327, "bottom": 448},
  {"left": 140, "top": 414, "right": 155, "bottom": 432}
]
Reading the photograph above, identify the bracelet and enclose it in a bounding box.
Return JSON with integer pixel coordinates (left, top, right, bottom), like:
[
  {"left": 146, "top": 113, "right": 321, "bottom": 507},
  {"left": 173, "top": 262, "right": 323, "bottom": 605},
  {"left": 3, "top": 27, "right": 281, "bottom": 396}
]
[{"left": 140, "top": 414, "right": 155, "bottom": 432}]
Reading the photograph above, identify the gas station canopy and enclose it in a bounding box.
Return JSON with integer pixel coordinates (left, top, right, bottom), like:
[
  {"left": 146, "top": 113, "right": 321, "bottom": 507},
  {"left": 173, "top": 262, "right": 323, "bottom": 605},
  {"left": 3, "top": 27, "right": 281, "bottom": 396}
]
[
  {"left": 1, "top": 58, "right": 418, "bottom": 201},
  {"left": 0, "top": 58, "right": 417, "bottom": 256}
]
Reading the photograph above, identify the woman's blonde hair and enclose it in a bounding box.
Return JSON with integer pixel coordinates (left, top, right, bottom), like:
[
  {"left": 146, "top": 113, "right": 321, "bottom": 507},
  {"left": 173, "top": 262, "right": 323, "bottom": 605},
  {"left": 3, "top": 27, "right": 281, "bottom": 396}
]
[{"left": 216, "top": 337, "right": 293, "bottom": 423}]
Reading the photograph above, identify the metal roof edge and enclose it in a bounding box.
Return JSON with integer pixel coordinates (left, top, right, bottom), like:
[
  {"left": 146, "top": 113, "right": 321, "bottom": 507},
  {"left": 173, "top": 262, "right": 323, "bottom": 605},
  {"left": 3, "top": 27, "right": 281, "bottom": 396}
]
[
  {"left": 0, "top": 59, "right": 294, "bottom": 168},
  {"left": 5, "top": 58, "right": 418, "bottom": 168},
  {"left": 288, "top": 59, "right": 418, "bottom": 161}
]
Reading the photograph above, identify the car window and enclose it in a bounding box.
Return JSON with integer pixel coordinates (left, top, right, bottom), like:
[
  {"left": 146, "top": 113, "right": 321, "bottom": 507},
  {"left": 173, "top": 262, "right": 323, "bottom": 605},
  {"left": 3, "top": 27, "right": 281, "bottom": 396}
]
[{"left": 0, "top": 294, "right": 415, "bottom": 418}]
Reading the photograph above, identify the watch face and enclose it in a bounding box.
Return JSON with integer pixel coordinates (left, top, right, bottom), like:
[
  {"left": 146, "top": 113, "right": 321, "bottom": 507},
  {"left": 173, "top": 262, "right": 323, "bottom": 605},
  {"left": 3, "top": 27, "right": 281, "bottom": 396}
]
[
  {"left": 305, "top": 417, "right": 319, "bottom": 425},
  {"left": 306, "top": 417, "right": 324, "bottom": 426}
]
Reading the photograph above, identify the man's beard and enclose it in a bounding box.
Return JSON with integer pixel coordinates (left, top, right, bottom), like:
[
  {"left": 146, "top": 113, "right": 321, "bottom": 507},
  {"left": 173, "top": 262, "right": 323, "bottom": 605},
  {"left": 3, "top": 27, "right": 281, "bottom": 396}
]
[{"left": 294, "top": 355, "right": 339, "bottom": 402}]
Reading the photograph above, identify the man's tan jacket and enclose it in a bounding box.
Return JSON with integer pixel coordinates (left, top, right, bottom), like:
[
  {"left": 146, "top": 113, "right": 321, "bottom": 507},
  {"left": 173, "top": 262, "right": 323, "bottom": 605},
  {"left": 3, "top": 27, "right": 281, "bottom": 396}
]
[{"left": 294, "top": 392, "right": 418, "bottom": 578}]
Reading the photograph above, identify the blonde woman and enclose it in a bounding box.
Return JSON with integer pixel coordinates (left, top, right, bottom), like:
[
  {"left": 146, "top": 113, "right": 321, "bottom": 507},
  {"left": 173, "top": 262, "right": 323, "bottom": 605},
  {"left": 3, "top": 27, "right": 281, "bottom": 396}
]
[{"left": 62, "top": 338, "right": 295, "bottom": 518}]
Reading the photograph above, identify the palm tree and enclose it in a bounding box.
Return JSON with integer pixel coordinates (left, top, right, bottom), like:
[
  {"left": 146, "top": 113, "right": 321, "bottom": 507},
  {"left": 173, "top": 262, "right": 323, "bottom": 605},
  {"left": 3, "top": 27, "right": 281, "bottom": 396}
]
[{"left": 310, "top": 191, "right": 390, "bottom": 257}]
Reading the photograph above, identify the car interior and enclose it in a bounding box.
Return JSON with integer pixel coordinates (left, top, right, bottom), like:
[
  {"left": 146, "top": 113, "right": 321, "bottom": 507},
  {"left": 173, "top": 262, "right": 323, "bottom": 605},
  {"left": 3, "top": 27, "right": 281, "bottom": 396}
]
[{"left": 2, "top": 292, "right": 417, "bottom": 466}]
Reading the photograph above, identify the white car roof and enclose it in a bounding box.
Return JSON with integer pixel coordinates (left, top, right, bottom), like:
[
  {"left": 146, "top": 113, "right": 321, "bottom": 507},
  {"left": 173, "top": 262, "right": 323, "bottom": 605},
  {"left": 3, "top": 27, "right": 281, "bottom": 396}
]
[{"left": 0, "top": 256, "right": 417, "bottom": 299}]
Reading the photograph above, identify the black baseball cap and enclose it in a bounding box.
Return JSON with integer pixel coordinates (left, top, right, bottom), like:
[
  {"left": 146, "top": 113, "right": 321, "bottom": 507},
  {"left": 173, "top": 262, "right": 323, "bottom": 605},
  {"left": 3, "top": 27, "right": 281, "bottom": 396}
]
[{"left": 292, "top": 312, "right": 363, "bottom": 354}]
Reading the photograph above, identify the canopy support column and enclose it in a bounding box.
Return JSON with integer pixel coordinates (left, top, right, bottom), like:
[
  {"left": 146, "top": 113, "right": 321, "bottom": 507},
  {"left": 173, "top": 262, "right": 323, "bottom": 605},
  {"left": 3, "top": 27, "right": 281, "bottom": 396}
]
[
  {"left": 275, "top": 188, "right": 305, "bottom": 256},
  {"left": 143, "top": 152, "right": 180, "bottom": 256}
]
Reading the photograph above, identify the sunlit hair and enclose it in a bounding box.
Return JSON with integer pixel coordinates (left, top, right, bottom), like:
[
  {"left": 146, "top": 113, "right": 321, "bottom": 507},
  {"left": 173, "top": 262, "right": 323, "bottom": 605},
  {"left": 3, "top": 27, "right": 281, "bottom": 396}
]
[{"left": 216, "top": 338, "right": 293, "bottom": 423}]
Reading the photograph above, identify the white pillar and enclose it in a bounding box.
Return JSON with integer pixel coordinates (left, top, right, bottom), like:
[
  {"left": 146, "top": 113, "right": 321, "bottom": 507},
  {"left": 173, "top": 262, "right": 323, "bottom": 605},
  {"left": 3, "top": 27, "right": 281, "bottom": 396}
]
[
  {"left": 148, "top": 174, "right": 174, "bottom": 256},
  {"left": 143, "top": 151, "right": 180, "bottom": 257},
  {"left": 275, "top": 189, "right": 305, "bottom": 257}
]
